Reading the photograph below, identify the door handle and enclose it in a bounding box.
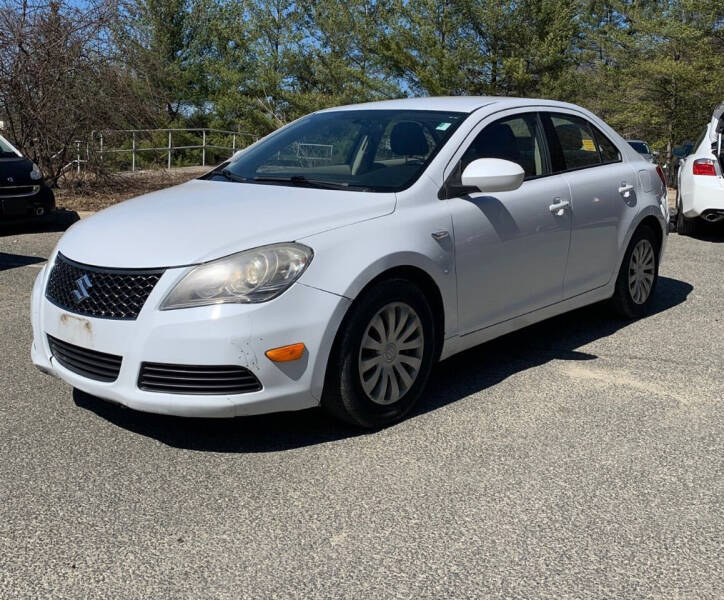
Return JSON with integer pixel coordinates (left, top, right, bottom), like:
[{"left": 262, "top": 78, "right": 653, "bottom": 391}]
[
  {"left": 618, "top": 183, "right": 635, "bottom": 198},
  {"left": 549, "top": 198, "right": 570, "bottom": 216}
]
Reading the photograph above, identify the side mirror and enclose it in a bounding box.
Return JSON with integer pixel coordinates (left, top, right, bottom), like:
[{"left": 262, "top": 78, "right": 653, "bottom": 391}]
[{"left": 461, "top": 158, "right": 525, "bottom": 193}]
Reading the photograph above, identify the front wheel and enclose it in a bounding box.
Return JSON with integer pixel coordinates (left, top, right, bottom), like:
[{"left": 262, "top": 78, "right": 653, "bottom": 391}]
[
  {"left": 610, "top": 225, "right": 660, "bottom": 319},
  {"left": 322, "top": 279, "right": 436, "bottom": 429}
]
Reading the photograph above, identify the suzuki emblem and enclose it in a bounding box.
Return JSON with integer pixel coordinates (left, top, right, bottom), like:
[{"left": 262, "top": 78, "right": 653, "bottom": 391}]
[{"left": 72, "top": 274, "right": 93, "bottom": 303}]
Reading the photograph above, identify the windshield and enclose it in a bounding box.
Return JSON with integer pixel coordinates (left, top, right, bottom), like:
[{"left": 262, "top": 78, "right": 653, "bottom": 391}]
[
  {"left": 206, "top": 109, "right": 466, "bottom": 192},
  {"left": 628, "top": 141, "right": 651, "bottom": 154},
  {"left": 0, "top": 135, "right": 20, "bottom": 159}
]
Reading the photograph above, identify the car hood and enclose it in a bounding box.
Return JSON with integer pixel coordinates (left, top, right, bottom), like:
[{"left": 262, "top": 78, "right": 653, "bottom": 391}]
[
  {"left": 58, "top": 179, "right": 396, "bottom": 268},
  {"left": 0, "top": 157, "right": 34, "bottom": 184}
]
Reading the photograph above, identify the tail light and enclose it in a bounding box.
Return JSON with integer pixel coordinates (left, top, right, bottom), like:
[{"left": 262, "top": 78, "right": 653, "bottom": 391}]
[
  {"left": 655, "top": 165, "right": 666, "bottom": 189},
  {"left": 693, "top": 159, "right": 716, "bottom": 176}
]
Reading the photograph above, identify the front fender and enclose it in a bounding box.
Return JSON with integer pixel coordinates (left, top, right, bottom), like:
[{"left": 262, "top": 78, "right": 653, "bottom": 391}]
[{"left": 298, "top": 204, "right": 458, "bottom": 338}]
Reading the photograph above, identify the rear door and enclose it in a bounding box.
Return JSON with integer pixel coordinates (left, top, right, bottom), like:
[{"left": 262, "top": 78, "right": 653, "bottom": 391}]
[{"left": 541, "top": 112, "right": 636, "bottom": 297}]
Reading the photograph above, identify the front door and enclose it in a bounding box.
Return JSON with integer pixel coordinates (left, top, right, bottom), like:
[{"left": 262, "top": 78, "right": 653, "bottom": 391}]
[{"left": 446, "top": 112, "right": 573, "bottom": 334}]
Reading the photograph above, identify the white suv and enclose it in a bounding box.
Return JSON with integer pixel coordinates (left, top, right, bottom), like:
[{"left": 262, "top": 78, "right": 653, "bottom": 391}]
[{"left": 675, "top": 103, "right": 724, "bottom": 235}]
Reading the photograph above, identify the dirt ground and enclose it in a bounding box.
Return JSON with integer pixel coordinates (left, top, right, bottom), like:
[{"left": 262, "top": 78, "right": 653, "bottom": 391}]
[{"left": 54, "top": 166, "right": 211, "bottom": 212}]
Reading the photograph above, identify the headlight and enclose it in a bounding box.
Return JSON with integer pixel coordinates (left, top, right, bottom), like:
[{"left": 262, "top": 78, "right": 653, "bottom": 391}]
[
  {"left": 30, "top": 163, "right": 43, "bottom": 180},
  {"left": 160, "top": 243, "right": 313, "bottom": 310}
]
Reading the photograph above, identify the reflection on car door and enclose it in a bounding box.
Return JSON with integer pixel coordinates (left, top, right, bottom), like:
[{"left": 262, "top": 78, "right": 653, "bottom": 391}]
[
  {"left": 541, "top": 112, "right": 637, "bottom": 297},
  {"left": 446, "top": 112, "right": 573, "bottom": 334}
]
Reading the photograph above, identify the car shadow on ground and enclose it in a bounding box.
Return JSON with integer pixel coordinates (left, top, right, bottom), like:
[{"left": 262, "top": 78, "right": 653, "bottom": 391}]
[
  {"left": 73, "top": 276, "right": 692, "bottom": 453},
  {"left": 687, "top": 221, "right": 724, "bottom": 243},
  {"left": 668, "top": 210, "right": 724, "bottom": 242},
  {"left": 420, "top": 276, "right": 692, "bottom": 415},
  {"left": 0, "top": 208, "right": 79, "bottom": 238},
  {"left": 0, "top": 252, "right": 45, "bottom": 271}
]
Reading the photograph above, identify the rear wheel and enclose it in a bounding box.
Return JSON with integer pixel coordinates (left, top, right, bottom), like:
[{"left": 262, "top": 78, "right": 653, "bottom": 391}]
[
  {"left": 610, "top": 225, "right": 660, "bottom": 319},
  {"left": 322, "top": 279, "right": 436, "bottom": 429},
  {"left": 676, "top": 191, "right": 697, "bottom": 236}
]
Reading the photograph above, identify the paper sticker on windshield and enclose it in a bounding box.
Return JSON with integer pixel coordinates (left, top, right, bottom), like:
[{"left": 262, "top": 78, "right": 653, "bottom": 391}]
[
  {"left": 436, "top": 122, "right": 451, "bottom": 131},
  {"left": 582, "top": 138, "right": 596, "bottom": 151}
]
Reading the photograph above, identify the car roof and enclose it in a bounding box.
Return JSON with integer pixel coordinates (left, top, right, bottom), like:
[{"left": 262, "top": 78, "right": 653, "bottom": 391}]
[{"left": 316, "top": 96, "right": 589, "bottom": 115}]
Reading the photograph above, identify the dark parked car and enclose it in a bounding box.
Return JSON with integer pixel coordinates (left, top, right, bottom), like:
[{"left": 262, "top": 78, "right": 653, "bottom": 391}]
[
  {"left": 626, "top": 139, "right": 657, "bottom": 163},
  {"left": 0, "top": 134, "right": 55, "bottom": 219}
]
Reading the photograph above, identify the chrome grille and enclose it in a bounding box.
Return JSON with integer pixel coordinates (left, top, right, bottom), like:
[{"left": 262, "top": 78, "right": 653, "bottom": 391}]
[{"left": 45, "top": 253, "right": 164, "bottom": 320}]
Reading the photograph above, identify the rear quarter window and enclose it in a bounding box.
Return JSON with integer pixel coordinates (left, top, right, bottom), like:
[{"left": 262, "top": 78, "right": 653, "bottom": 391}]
[{"left": 592, "top": 127, "right": 622, "bottom": 163}]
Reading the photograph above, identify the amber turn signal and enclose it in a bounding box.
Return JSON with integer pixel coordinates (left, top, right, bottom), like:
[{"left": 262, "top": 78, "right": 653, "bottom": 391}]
[{"left": 265, "top": 343, "right": 306, "bottom": 362}]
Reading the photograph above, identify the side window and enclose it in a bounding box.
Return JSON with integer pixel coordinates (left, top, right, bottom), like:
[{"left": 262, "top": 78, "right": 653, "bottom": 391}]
[
  {"left": 592, "top": 126, "right": 621, "bottom": 163},
  {"left": 461, "top": 113, "right": 547, "bottom": 178},
  {"left": 547, "top": 113, "right": 601, "bottom": 171}
]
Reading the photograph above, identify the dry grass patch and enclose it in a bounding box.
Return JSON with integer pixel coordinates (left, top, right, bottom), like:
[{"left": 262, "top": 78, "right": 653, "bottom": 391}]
[{"left": 54, "top": 166, "right": 212, "bottom": 212}]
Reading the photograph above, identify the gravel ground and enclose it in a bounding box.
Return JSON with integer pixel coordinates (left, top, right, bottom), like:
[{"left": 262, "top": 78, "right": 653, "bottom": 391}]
[{"left": 0, "top": 220, "right": 722, "bottom": 599}]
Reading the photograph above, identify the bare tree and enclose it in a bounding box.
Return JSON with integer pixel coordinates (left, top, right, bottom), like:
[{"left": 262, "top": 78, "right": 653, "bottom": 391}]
[{"left": 0, "top": 0, "right": 158, "bottom": 182}]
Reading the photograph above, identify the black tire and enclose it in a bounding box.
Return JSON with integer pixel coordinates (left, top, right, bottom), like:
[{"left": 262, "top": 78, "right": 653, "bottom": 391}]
[
  {"left": 31, "top": 187, "right": 55, "bottom": 218},
  {"left": 676, "top": 192, "right": 697, "bottom": 236},
  {"left": 610, "top": 225, "right": 660, "bottom": 319},
  {"left": 322, "top": 279, "right": 436, "bottom": 429}
]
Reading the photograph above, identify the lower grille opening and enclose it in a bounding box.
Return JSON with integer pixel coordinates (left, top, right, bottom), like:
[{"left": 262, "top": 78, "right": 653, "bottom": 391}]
[
  {"left": 138, "top": 362, "right": 262, "bottom": 395},
  {"left": 47, "top": 335, "right": 122, "bottom": 382}
]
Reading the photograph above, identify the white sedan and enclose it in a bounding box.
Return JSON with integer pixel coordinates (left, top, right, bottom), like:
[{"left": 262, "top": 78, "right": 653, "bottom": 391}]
[
  {"left": 675, "top": 102, "right": 724, "bottom": 234},
  {"left": 31, "top": 97, "right": 668, "bottom": 428}
]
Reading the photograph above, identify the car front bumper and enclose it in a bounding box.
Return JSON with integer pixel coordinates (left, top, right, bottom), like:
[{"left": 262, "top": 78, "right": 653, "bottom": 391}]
[
  {"left": 30, "top": 257, "right": 351, "bottom": 417},
  {"left": 1, "top": 185, "right": 55, "bottom": 218}
]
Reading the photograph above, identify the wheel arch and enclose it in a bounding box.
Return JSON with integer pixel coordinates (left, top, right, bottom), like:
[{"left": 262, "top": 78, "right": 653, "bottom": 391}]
[
  {"left": 639, "top": 214, "right": 664, "bottom": 253},
  {"left": 353, "top": 265, "right": 446, "bottom": 361},
  {"left": 612, "top": 209, "right": 667, "bottom": 285},
  {"left": 312, "top": 262, "right": 448, "bottom": 404}
]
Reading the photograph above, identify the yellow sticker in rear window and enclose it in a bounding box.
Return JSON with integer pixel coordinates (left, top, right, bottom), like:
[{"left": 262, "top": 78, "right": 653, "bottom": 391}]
[{"left": 582, "top": 138, "right": 596, "bottom": 151}]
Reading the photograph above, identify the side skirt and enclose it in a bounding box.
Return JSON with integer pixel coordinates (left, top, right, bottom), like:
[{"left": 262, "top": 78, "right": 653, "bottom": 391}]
[{"left": 439, "top": 283, "right": 615, "bottom": 361}]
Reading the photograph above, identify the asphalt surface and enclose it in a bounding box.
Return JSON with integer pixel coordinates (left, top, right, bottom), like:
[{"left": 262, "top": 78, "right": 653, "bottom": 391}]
[{"left": 1, "top": 216, "right": 722, "bottom": 599}]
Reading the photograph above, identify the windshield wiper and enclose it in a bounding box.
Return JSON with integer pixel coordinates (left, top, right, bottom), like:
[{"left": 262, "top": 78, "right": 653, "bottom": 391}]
[
  {"left": 217, "top": 168, "right": 250, "bottom": 183},
  {"left": 213, "top": 171, "right": 370, "bottom": 191},
  {"left": 252, "top": 175, "right": 362, "bottom": 190}
]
